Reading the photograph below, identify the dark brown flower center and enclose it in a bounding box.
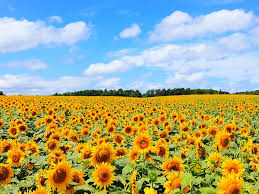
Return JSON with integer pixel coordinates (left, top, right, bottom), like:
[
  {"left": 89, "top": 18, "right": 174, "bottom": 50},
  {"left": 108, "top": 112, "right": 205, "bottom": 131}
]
[
  {"left": 96, "top": 150, "right": 110, "bottom": 162},
  {"left": 53, "top": 169, "right": 67, "bottom": 183},
  {"left": 0, "top": 166, "right": 9, "bottom": 181},
  {"left": 100, "top": 172, "right": 109, "bottom": 181}
]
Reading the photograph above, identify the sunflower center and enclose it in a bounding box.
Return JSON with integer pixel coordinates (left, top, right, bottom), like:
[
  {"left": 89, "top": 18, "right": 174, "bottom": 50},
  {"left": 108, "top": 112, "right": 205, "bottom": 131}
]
[
  {"left": 252, "top": 147, "right": 257, "bottom": 154},
  {"left": 227, "top": 184, "right": 240, "bottom": 194},
  {"left": 11, "top": 128, "right": 17, "bottom": 135},
  {"left": 116, "top": 149, "right": 125, "bottom": 156},
  {"left": 229, "top": 167, "right": 238, "bottom": 173},
  {"left": 222, "top": 138, "right": 229, "bottom": 147},
  {"left": 125, "top": 127, "right": 132, "bottom": 133},
  {"left": 73, "top": 175, "right": 80, "bottom": 183},
  {"left": 100, "top": 172, "right": 109, "bottom": 181},
  {"left": 0, "top": 166, "right": 9, "bottom": 181},
  {"left": 158, "top": 147, "right": 166, "bottom": 156},
  {"left": 48, "top": 142, "right": 57, "bottom": 150},
  {"left": 12, "top": 154, "right": 21, "bottom": 162},
  {"left": 115, "top": 136, "right": 122, "bottom": 143},
  {"left": 40, "top": 177, "right": 47, "bottom": 186},
  {"left": 19, "top": 125, "right": 26, "bottom": 131},
  {"left": 168, "top": 162, "right": 179, "bottom": 171},
  {"left": 96, "top": 150, "right": 110, "bottom": 162},
  {"left": 53, "top": 168, "right": 67, "bottom": 183}
]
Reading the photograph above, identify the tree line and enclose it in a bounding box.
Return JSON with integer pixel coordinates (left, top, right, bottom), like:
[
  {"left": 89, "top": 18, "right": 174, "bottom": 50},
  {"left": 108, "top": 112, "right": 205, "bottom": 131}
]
[
  {"left": 52, "top": 88, "right": 231, "bottom": 97},
  {"left": 0, "top": 91, "right": 4, "bottom": 95}
]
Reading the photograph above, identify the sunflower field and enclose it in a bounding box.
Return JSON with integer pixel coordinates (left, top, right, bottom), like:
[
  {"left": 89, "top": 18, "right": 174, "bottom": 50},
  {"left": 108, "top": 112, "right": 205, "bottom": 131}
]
[{"left": 0, "top": 95, "right": 258, "bottom": 194}]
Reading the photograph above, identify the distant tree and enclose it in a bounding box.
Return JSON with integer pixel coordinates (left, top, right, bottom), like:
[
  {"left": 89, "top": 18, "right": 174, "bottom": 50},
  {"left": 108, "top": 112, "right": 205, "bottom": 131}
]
[{"left": 0, "top": 91, "right": 4, "bottom": 95}]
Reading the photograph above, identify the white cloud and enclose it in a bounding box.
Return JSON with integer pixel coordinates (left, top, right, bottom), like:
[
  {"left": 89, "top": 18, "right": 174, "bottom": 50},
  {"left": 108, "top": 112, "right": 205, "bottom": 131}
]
[
  {"left": 96, "top": 78, "right": 120, "bottom": 88},
  {"left": 166, "top": 72, "right": 205, "bottom": 84},
  {"left": 84, "top": 60, "right": 130, "bottom": 75},
  {"left": 84, "top": 38, "right": 259, "bottom": 91},
  {"left": 149, "top": 9, "right": 255, "bottom": 42},
  {"left": 0, "top": 17, "right": 91, "bottom": 53},
  {"left": 106, "top": 48, "right": 135, "bottom": 57},
  {"left": 0, "top": 59, "right": 48, "bottom": 70},
  {"left": 119, "top": 24, "right": 141, "bottom": 38},
  {"left": 219, "top": 33, "right": 251, "bottom": 51},
  {"left": 0, "top": 74, "right": 121, "bottom": 95},
  {"left": 48, "top": 16, "right": 63, "bottom": 23}
]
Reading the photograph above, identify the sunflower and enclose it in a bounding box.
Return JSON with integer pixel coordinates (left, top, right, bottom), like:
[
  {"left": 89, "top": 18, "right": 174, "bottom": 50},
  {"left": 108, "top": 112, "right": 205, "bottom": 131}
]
[
  {"left": 7, "top": 148, "right": 25, "bottom": 166},
  {"left": 66, "top": 169, "right": 85, "bottom": 193},
  {"left": 161, "top": 157, "right": 184, "bottom": 175},
  {"left": 216, "top": 131, "right": 231, "bottom": 151},
  {"left": 0, "top": 119, "right": 4, "bottom": 128},
  {"left": 128, "top": 148, "right": 140, "bottom": 163},
  {"left": 106, "top": 124, "right": 116, "bottom": 134},
  {"left": 158, "top": 130, "right": 169, "bottom": 139},
  {"left": 28, "top": 187, "right": 51, "bottom": 194},
  {"left": 26, "top": 141, "right": 40, "bottom": 156},
  {"left": 50, "top": 132, "right": 62, "bottom": 143},
  {"left": 217, "top": 174, "right": 242, "bottom": 194},
  {"left": 130, "top": 170, "right": 138, "bottom": 194},
  {"left": 91, "top": 143, "right": 115, "bottom": 165},
  {"left": 222, "top": 158, "right": 245, "bottom": 177},
  {"left": 155, "top": 144, "right": 169, "bottom": 158},
  {"left": 8, "top": 126, "right": 19, "bottom": 138},
  {"left": 18, "top": 123, "right": 28, "bottom": 133},
  {"left": 208, "top": 126, "right": 219, "bottom": 137},
  {"left": 153, "top": 118, "right": 160, "bottom": 126},
  {"left": 115, "top": 147, "right": 127, "bottom": 158},
  {"left": 144, "top": 186, "right": 157, "bottom": 194},
  {"left": 36, "top": 169, "right": 48, "bottom": 188},
  {"left": 124, "top": 125, "right": 134, "bottom": 136},
  {"left": 164, "top": 172, "right": 181, "bottom": 193},
  {"left": 113, "top": 134, "right": 124, "bottom": 146},
  {"left": 133, "top": 133, "right": 152, "bottom": 153},
  {"left": 207, "top": 152, "right": 222, "bottom": 169},
  {"left": 0, "top": 163, "right": 13, "bottom": 185},
  {"left": 81, "top": 127, "right": 90, "bottom": 136},
  {"left": 93, "top": 162, "right": 115, "bottom": 190},
  {"left": 45, "top": 139, "right": 59, "bottom": 152},
  {"left": 47, "top": 160, "right": 73, "bottom": 191}
]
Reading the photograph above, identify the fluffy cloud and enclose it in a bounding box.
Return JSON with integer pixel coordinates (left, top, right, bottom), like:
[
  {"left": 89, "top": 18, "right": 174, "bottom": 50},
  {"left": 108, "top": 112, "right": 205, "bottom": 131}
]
[
  {"left": 149, "top": 9, "right": 256, "bottom": 42},
  {"left": 119, "top": 24, "right": 141, "bottom": 38},
  {"left": 96, "top": 78, "right": 120, "bottom": 88},
  {"left": 0, "top": 59, "right": 48, "bottom": 70},
  {"left": 84, "top": 60, "right": 130, "bottom": 75},
  {"left": 48, "top": 16, "right": 63, "bottom": 23},
  {"left": 218, "top": 33, "right": 251, "bottom": 51},
  {"left": 0, "top": 17, "right": 91, "bottom": 53},
  {"left": 84, "top": 36, "right": 259, "bottom": 91},
  {"left": 0, "top": 74, "right": 120, "bottom": 95}
]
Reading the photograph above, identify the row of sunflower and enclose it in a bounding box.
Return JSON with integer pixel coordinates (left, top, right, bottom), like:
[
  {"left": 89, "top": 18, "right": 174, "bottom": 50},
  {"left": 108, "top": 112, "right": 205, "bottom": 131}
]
[{"left": 0, "top": 95, "right": 258, "bottom": 193}]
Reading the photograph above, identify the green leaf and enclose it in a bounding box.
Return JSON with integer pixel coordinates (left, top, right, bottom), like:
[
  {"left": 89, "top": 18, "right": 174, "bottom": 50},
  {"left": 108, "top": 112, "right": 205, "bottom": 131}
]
[
  {"left": 137, "top": 178, "right": 149, "bottom": 191},
  {"left": 122, "top": 165, "right": 133, "bottom": 178},
  {"left": 180, "top": 172, "right": 193, "bottom": 190},
  {"left": 170, "top": 188, "right": 182, "bottom": 194},
  {"left": 200, "top": 187, "right": 217, "bottom": 194}
]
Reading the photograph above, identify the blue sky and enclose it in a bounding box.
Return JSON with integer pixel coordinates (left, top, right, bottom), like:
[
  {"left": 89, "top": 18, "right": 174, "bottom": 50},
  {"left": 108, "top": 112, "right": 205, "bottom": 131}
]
[{"left": 0, "top": 0, "right": 258, "bottom": 95}]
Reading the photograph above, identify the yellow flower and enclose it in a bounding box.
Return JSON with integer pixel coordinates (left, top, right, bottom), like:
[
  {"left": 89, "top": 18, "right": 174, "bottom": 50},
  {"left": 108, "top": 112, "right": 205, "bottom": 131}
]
[
  {"left": 144, "top": 185, "right": 157, "bottom": 194},
  {"left": 133, "top": 133, "right": 152, "bottom": 153},
  {"left": 7, "top": 148, "right": 25, "bottom": 166},
  {"left": 161, "top": 157, "right": 184, "bottom": 175},
  {"left": 218, "top": 174, "right": 242, "bottom": 194},
  {"left": 222, "top": 158, "right": 245, "bottom": 177},
  {"left": 91, "top": 143, "right": 115, "bottom": 165},
  {"left": 47, "top": 160, "right": 73, "bottom": 191},
  {"left": 93, "top": 162, "right": 115, "bottom": 190},
  {"left": 0, "top": 163, "right": 13, "bottom": 185}
]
